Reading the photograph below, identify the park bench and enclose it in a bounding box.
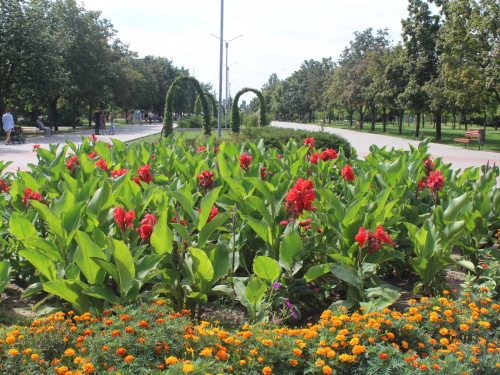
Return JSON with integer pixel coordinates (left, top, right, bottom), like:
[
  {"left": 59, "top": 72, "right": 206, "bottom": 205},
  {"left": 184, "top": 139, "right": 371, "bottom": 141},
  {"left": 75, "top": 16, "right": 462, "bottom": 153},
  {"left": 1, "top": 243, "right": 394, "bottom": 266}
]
[{"left": 454, "top": 129, "right": 485, "bottom": 150}]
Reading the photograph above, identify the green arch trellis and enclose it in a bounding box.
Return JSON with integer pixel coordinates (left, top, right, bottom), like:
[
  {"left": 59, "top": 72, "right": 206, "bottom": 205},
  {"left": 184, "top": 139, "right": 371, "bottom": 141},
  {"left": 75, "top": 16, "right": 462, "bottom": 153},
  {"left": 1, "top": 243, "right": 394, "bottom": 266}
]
[
  {"left": 164, "top": 76, "right": 211, "bottom": 136},
  {"left": 231, "top": 87, "right": 267, "bottom": 133},
  {"left": 195, "top": 92, "right": 218, "bottom": 118}
]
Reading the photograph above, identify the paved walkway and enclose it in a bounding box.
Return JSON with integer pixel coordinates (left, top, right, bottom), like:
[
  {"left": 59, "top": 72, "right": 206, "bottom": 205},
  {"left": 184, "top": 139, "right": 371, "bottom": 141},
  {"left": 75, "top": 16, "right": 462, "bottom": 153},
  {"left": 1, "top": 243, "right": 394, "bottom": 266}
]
[
  {"left": 0, "top": 124, "right": 163, "bottom": 174},
  {"left": 272, "top": 121, "right": 500, "bottom": 173}
]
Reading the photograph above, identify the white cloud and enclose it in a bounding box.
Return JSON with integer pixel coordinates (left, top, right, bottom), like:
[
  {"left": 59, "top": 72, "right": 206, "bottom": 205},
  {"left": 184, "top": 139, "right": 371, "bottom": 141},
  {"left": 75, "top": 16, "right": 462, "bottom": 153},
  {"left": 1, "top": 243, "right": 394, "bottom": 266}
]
[{"left": 81, "top": 0, "right": 418, "bottom": 97}]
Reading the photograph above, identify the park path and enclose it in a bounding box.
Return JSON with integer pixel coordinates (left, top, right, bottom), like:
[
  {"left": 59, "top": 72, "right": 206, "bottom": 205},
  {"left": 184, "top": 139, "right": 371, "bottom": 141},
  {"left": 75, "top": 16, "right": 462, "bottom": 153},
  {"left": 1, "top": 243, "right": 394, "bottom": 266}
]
[
  {"left": 0, "top": 124, "right": 163, "bottom": 174},
  {"left": 271, "top": 121, "right": 500, "bottom": 173}
]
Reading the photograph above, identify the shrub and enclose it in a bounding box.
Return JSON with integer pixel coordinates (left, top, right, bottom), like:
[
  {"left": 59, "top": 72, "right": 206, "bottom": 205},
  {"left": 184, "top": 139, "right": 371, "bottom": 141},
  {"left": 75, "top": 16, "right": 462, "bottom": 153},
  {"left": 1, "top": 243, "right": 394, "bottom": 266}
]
[
  {"left": 241, "top": 127, "right": 352, "bottom": 158},
  {"left": 177, "top": 116, "right": 203, "bottom": 128},
  {"left": 242, "top": 113, "right": 259, "bottom": 128}
]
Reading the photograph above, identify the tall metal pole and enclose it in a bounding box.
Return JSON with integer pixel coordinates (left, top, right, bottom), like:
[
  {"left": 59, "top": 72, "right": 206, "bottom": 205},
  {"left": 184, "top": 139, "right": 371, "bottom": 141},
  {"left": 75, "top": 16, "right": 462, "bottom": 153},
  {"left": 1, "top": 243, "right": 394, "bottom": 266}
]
[
  {"left": 225, "top": 42, "right": 229, "bottom": 129},
  {"left": 217, "top": 0, "right": 224, "bottom": 137}
]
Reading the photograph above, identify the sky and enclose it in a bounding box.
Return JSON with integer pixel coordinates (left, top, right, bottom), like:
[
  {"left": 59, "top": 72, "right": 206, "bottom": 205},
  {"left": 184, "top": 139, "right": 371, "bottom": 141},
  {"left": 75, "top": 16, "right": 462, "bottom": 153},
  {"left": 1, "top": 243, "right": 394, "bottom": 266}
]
[{"left": 81, "top": 0, "right": 428, "bottom": 103}]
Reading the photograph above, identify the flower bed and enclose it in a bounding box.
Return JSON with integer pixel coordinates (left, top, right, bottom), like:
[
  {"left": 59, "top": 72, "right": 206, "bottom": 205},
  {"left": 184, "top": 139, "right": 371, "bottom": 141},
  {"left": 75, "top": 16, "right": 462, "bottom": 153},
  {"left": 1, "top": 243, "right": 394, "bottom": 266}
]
[{"left": 1, "top": 286, "right": 500, "bottom": 374}]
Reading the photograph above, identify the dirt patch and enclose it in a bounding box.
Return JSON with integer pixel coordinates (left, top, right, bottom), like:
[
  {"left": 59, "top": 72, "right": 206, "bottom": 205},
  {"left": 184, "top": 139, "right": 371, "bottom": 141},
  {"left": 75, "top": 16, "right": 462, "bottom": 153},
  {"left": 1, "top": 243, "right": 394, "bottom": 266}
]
[{"left": 0, "top": 284, "right": 39, "bottom": 325}]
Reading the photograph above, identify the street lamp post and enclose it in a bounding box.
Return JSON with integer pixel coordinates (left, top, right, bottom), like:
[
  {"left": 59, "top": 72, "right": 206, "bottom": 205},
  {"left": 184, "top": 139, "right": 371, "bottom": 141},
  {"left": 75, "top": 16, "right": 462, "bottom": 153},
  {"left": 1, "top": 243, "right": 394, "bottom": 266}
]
[
  {"left": 217, "top": 1, "right": 224, "bottom": 138},
  {"left": 211, "top": 33, "right": 243, "bottom": 133}
]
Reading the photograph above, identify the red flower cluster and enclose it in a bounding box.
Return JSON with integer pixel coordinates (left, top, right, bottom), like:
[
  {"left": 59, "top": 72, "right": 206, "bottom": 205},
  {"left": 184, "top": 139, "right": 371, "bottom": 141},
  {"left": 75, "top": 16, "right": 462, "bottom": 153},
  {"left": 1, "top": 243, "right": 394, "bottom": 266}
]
[
  {"left": 136, "top": 214, "right": 157, "bottom": 241},
  {"left": 309, "top": 149, "right": 338, "bottom": 165},
  {"left": 427, "top": 170, "right": 444, "bottom": 195},
  {"left": 238, "top": 152, "right": 252, "bottom": 172},
  {"left": 197, "top": 146, "right": 206, "bottom": 153},
  {"left": 111, "top": 169, "right": 128, "bottom": 178},
  {"left": 133, "top": 165, "right": 153, "bottom": 185},
  {"left": 88, "top": 151, "right": 97, "bottom": 159},
  {"left": 33, "top": 144, "right": 40, "bottom": 152},
  {"left": 199, "top": 206, "right": 218, "bottom": 223},
  {"left": 108, "top": 142, "right": 112, "bottom": 149},
  {"left": 0, "top": 180, "right": 9, "bottom": 192},
  {"left": 90, "top": 133, "right": 97, "bottom": 143},
  {"left": 341, "top": 164, "right": 355, "bottom": 181},
  {"left": 418, "top": 157, "right": 437, "bottom": 192},
  {"left": 197, "top": 171, "right": 214, "bottom": 189},
  {"left": 260, "top": 167, "right": 272, "bottom": 181},
  {"left": 94, "top": 158, "right": 108, "bottom": 172},
  {"left": 285, "top": 178, "right": 315, "bottom": 219},
  {"left": 113, "top": 207, "right": 135, "bottom": 233},
  {"left": 172, "top": 218, "right": 188, "bottom": 226},
  {"left": 66, "top": 156, "right": 79, "bottom": 173},
  {"left": 355, "top": 226, "right": 393, "bottom": 254},
  {"left": 22, "top": 188, "right": 42, "bottom": 207},
  {"left": 303, "top": 138, "right": 314, "bottom": 151}
]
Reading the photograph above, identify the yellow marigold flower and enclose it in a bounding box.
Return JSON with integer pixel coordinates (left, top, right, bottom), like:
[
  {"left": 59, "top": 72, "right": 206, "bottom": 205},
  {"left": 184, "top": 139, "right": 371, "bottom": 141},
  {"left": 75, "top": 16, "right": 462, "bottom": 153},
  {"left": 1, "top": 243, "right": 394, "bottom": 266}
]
[
  {"left": 262, "top": 339, "right": 272, "bottom": 347},
  {"left": 82, "top": 363, "right": 94, "bottom": 374},
  {"left": 327, "top": 350, "right": 336, "bottom": 358},
  {"left": 262, "top": 367, "right": 272, "bottom": 375},
  {"left": 440, "top": 338, "right": 449, "bottom": 346},
  {"left": 439, "top": 328, "right": 449, "bottom": 335},
  {"left": 182, "top": 364, "right": 194, "bottom": 373},
  {"left": 22, "top": 348, "right": 32, "bottom": 355},
  {"left": 8, "top": 349, "right": 19, "bottom": 356},
  {"left": 165, "top": 356, "right": 179, "bottom": 365},
  {"left": 289, "top": 359, "right": 298, "bottom": 367},
  {"left": 6, "top": 336, "right": 15, "bottom": 344},
  {"left": 31, "top": 354, "right": 39, "bottom": 360},
  {"left": 495, "top": 363, "right": 500, "bottom": 368},
  {"left": 478, "top": 321, "right": 491, "bottom": 329},
  {"left": 250, "top": 349, "right": 258, "bottom": 356},
  {"left": 74, "top": 356, "right": 83, "bottom": 364},
  {"left": 293, "top": 348, "right": 302, "bottom": 357},
  {"left": 65, "top": 349, "right": 75, "bottom": 357}
]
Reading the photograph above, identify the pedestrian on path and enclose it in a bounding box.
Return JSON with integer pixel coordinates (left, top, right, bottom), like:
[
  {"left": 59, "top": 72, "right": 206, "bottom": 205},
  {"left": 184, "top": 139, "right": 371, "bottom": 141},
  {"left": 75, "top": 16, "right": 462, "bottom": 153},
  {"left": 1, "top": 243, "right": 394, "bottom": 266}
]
[
  {"left": 2, "top": 108, "right": 15, "bottom": 145},
  {"left": 149, "top": 112, "right": 153, "bottom": 125},
  {"left": 109, "top": 112, "right": 115, "bottom": 135},
  {"left": 154, "top": 113, "right": 157, "bottom": 124},
  {"left": 94, "top": 107, "right": 101, "bottom": 135},
  {"left": 36, "top": 116, "right": 51, "bottom": 136}
]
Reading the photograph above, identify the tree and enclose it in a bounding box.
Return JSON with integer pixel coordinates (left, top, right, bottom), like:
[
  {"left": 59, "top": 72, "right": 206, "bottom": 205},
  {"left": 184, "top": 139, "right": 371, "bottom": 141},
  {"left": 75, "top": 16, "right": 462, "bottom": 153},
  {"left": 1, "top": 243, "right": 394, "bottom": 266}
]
[{"left": 400, "top": 0, "right": 441, "bottom": 137}]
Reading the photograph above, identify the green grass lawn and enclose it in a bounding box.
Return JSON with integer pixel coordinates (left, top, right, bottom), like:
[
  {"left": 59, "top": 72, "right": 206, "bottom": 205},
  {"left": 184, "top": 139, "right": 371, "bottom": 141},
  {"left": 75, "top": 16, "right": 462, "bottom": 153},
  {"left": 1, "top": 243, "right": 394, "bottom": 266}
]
[
  {"left": 304, "top": 120, "right": 500, "bottom": 152},
  {"left": 133, "top": 130, "right": 233, "bottom": 145}
]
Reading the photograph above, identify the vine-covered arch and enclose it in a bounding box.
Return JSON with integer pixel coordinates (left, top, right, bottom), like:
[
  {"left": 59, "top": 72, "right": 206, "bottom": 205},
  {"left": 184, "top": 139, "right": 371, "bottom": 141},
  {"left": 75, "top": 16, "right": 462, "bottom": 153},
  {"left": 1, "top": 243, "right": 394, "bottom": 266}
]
[
  {"left": 164, "top": 76, "right": 211, "bottom": 136},
  {"left": 231, "top": 88, "right": 267, "bottom": 133},
  {"left": 195, "top": 92, "right": 218, "bottom": 118}
]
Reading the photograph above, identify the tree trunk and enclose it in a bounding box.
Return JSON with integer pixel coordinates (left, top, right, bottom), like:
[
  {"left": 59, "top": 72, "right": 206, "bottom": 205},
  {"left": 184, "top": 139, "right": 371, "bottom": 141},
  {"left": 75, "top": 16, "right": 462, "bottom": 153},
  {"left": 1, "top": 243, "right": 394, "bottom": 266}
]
[
  {"left": 358, "top": 105, "right": 364, "bottom": 130},
  {"left": 495, "top": 116, "right": 498, "bottom": 131},
  {"left": 414, "top": 112, "right": 421, "bottom": 138},
  {"left": 435, "top": 111, "right": 442, "bottom": 141},
  {"left": 349, "top": 110, "right": 354, "bottom": 127},
  {"left": 50, "top": 98, "right": 59, "bottom": 131},
  {"left": 398, "top": 109, "right": 404, "bottom": 134},
  {"left": 370, "top": 103, "right": 376, "bottom": 131},
  {"left": 328, "top": 109, "right": 332, "bottom": 124},
  {"left": 484, "top": 113, "right": 487, "bottom": 130},
  {"left": 89, "top": 102, "right": 93, "bottom": 127},
  {"left": 125, "top": 108, "right": 129, "bottom": 124},
  {"left": 308, "top": 110, "right": 312, "bottom": 123},
  {"left": 422, "top": 113, "right": 425, "bottom": 128},
  {"left": 382, "top": 107, "right": 387, "bottom": 132},
  {"left": 453, "top": 114, "right": 456, "bottom": 130},
  {"left": 72, "top": 99, "right": 80, "bottom": 129},
  {"left": 461, "top": 112, "right": 467, "bottom": 131}
]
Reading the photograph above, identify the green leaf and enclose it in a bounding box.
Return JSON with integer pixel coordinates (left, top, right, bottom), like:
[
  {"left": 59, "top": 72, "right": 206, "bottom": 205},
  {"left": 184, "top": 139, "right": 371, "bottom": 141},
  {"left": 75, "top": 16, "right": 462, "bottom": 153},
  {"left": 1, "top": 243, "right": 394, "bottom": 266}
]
[
  {"left": 53, "top": 190, "right": 75, "bottom": 215},
  {"left": 279, "top": 231, "right": 302, "bottom": 267},
  {"left": 29, "top": 200, "right": 64, "bottom": 241},
  {"left": 0, "top": 261, "right": 11, "bottom": 293},
  {"left": 208, "top": 245, "right": 229, "bottom": 285},
  {"left": 198, "top": 212, "right": 232, "bottom": 247},
  {"left": 86, "top": 181, "right": 114, "bottom": 223},
  {"left": 109, "top": 239, "right": 136, "bottom": 297},
  {"left": 198, "top": 187, "right": 222, "bottom": 230},
  {"left": 303, "top": 264, "right": 329, "bottom": 282},
  {"left": 22, "top": 238, "right": 64, "bottom": 264},
  {"left": 245, "top": 276, "right": 267, "bottom": 311},
  {"left": 245, "top": 196, "right": 273, "bottom": 226},
  {"left": 150, "top": 212, "right": 173, "bottom": 254},
  {"left": 135, "top": 254, "right": 163, "bottom": 285},
  {"left": 242, "top": 215, "right": 270, "bottom": 245},
  {"left": 90, "top": 258, "right": 119, "bottom": 285},
  {"left": 247, "top": 177, "right": 274, "bottom": 207},
  {"left": 189, "top": 248, "right": 214, "bottom": 292},
  {"left": 19, "top": 249, "right": 56, "bottom": 280},
  {"left": 9, "top": 213, "right": 37, "bottom": 239},
  {"left": 443, "top": 192, "right": 470, "bottom": 224},
  {"left": 74, "top": 232, "right": 106, "bottom": 285},
  {"left": 43, "top": 279, "right": 90, "bottom": 315},
  {"left": 330, "top": 265, "right": 362, "bottom": 289},
  {"left": 82, "top": 285, "right": 120, "bottom": 305},
  {"left": 21, "top": 282, "right": 43, "bottom": 299},
  {"left": 253, "top": 256, "right": 280, "bottom": 284}
]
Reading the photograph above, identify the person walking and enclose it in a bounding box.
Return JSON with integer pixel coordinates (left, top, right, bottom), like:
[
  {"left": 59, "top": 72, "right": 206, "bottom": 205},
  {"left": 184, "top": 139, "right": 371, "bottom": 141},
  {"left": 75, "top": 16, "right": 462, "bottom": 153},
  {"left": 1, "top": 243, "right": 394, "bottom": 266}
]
[
  {"left": 154, "top": 113, "right": 157, "bottom": 124},
  {"left": 109, "top": 112, "right": 115, "bottom": 135},
  {"left": 2, "top": 108, "right": 14, "bottom": 145},
  {"left": 144, "top": 112, "right": 148, "bottom": 126},
  {"left": 149, "top": 112, "right": 153, "bottom": 125},
  {"left": 36, "top": 116, "right": 51, "bottom": 136},
  {"left": 94, "top": 107, "right": 101, "bottom": 135}
]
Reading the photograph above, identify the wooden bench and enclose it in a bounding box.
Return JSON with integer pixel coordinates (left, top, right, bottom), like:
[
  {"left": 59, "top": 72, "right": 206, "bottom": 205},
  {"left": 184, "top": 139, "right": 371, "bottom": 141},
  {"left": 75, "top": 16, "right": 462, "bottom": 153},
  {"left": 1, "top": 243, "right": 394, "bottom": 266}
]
[{"left": 454, "top": 130, "right": 485, "bottom": 150}]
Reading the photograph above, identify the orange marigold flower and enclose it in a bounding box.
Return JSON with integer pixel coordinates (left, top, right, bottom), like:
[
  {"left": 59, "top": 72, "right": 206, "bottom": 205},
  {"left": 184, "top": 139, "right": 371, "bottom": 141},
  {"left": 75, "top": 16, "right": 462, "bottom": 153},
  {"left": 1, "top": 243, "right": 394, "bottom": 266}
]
[
  {"left": 262, "top": 367, "right": 272, "bottom": 375},
  {"left": 138, "top": 337, "right": 146, "bottom": 343},
  {"left": 82, "top": 363, "right": 94, "bottom": 373},
  {"left": 111, "top": 330, "right": 121, "bottom": 337},
  {"left": 380, "top": 353, "right": 388, "bottom": 360},
  {"left": 240, "top": 360, "right": 247, "bottom": 365},
  {"left": 293, "top": 348, "right": 302, "bottom": 356},
  {"left": 125, "top": 327, "right": 133, "bottom": 333},
  {"left": 8, "top": 348, "right": 19, "bottom": 356},
  {"left": 199, "top": 348, "right": 213, "bottom": 357},
  {"left": 289, "top": 359, "right": 298, "bottom": 367},
  {"left": 323, "top": 365, "right": 333, "bottom": 375},
  {"left": 64, "top": 349, "right": 75, "bottom": 357},
  {"left": 258, "top": 357, "right": 264, "bottom": 363},
  {"left": 250, "top": 349, "right": 258, "bottom": 356},
  {"left": 31, "top": 353, "right": 39, "bottom": 360},
  {"left": 116, "top": 348, "right": 126, "bottom": 356},
  {"left": 123, "top": 355, "right": 133, "bottom": 363},
  {"left": 352, "top": 345, "right": 366, "bottom": 355},
  {"left": 102, "top": 346, "right": 109, "bottom": 351},
  {"left": 432, "top": 364, "right": 441, "bottom": 370},
  {"left": 165, "top": 356, "right": 179, "bottom": 365},
  {"left": 6, "top": 336, "right": 15, "bottom": 344},
  {"left": 182, "top": 364, "right": 194, "bottom": 373},
  {"left": 138, "top": 320, "right": 148, "bottom": 327}
]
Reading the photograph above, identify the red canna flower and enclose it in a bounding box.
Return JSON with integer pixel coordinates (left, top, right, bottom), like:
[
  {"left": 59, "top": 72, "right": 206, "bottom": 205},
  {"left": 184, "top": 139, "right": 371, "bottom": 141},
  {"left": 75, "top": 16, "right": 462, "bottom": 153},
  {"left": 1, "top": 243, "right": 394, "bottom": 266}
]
[
  {"left": 424, "top": 157, "right": 435, "bottom": 174},
  {"left": 197, "top": 170, "right": 214, "bottom": 189},
  {"left": 375, "top": 226, "right": 392, "bottom": 245},
  {"left": 309, "top": 153, "right": 320, "bottom": 165},
  {"left": 66, "top": 156, "right": 79, "bottom": 173},
  {"left": 94, "top": 158, "right": 108, "bottom": 172},
  {"left": 260, "top": 167, "right": 272, "bottom": 180},
  {"left": 114, "top": 207, "right": 135, "bottom": 233},
  {"left": 32, "top": 144, "right": 40, "bottom": 152},
  {"left": 172, "top": 218, "right": 188, "bottom": 226},
  {"left": 285, "top": 178, "right": 315, "bottom": 219},
  {"left": 0, "top": 180, "right": 9, "bottom": 192},
  {"left": 303, "top": 138, "right": 314, "bottom": 151},
  {"left": 151, "top": 155, "right": 155, "bottom": 160},
  {"left": 341, "top": 164, "right": 355, "bottom": 181},
  {"left": 198, "top": 206, "right": 218, "bottom": 223},
  {"left": 319, "top": 148, "right": 337, "bottom": 161},
  {"left": 238, "top": 152, "right": 252, "bottom": 172},
  {"left": 90, "top": 133, "right": 97, "bottom": 143},
  {"left": 134, "top": 165, "right": 153, "bottom": 185},
  {"left": 355, "top": 228, "right": 367, "bottom": 248},
  {"left": 88, "top": 151, "right": 97, "bottom": 159},
  {"left": 277, "top": 154, "right": 282, "bottom": 159},
  {"left": 108, "top": 142, "right": 112, "bottom": 149},
  {"left": 197, "top": 146, "right": 206, "bottom": 153},
  {"left": 111, "top": 169, "right": 128, "bottom": 178},
  {"left": 418, "top": 180, "right": 426, "bottom": 191},
  {"left": 427, "top": 170, "right": 444, "bottom": 195},
  {"left": 136, "top": 214, "right": 157, "bottom": 241},
  {"left": 22, "top": 188, "right": 42, "bottom": 208},
  {"left": 214, "top": 148, "right": 219, "bottom": 153},
  {"left": 479, "top": 264, "right": 488, "bottom": 269}
]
